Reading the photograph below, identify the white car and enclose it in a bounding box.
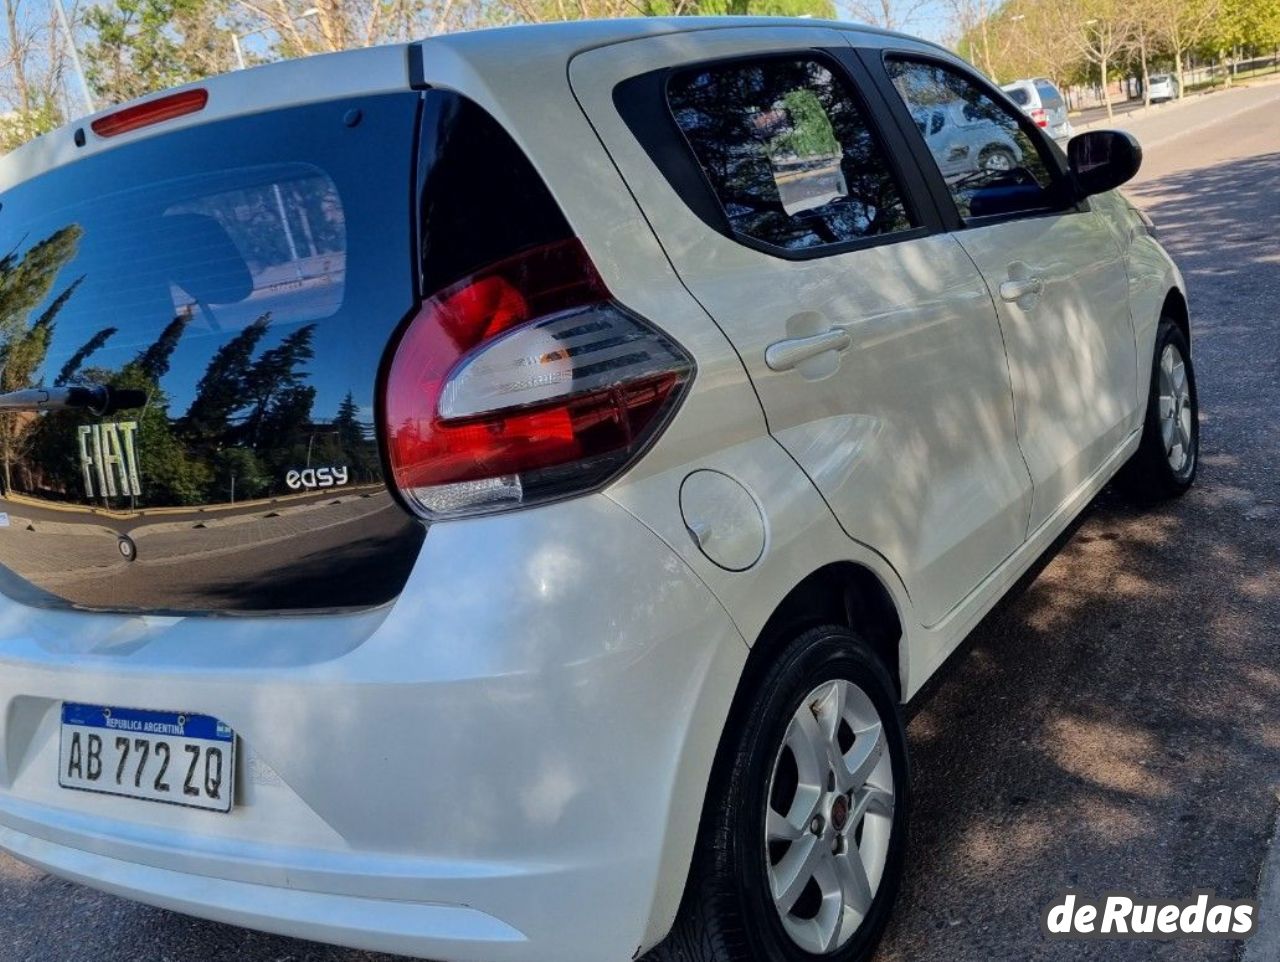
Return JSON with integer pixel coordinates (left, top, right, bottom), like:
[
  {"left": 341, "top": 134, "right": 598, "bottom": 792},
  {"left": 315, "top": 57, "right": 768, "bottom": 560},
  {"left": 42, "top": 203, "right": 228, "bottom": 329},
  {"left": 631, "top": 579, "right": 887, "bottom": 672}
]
[
  {"left": 1002, "top": 77, "right": 1074, "bottom": 141},
  {"left": 0, "top": 18, "right": 1194, "bottom": 962},
  {"left": 1149, "top": 73, "right": 1180, "bottom": 102}
]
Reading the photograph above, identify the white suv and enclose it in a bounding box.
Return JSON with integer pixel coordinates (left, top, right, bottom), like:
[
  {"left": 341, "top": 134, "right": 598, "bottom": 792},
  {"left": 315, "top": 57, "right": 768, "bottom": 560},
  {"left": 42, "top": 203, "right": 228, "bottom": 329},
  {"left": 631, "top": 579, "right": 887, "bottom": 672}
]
[
  {"left": 0, "top": 18, "right": 1194, "bottom": 962},
  {"left": 1002, "top": 77, "right": 1074, "bottom": 142}
]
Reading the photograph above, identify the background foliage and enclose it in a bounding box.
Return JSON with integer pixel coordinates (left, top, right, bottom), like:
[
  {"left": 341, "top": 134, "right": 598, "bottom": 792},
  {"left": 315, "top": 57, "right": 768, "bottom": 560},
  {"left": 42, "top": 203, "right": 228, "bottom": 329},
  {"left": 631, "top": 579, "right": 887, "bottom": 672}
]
[{"left": 1, "top": 0, "right": 1278, "bottom": 146}]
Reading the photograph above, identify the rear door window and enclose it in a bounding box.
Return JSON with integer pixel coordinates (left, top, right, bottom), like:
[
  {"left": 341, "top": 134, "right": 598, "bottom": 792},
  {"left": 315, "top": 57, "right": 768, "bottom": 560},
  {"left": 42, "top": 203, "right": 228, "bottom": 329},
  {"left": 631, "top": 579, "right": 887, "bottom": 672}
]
[
  {"left": 666, "top": 56, "right": 915, "bottom": 252},
  {"left": 887, "top": 58, "right": 1066, "bottom": 221}
]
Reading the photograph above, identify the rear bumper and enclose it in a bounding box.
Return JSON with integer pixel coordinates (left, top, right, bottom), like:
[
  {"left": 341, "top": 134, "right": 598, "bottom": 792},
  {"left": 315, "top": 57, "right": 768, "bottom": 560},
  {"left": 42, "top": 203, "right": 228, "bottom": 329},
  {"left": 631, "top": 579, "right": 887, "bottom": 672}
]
[
  {"left": 0, "top": 495, "right": 748, "bottom": 962},
  {"left": 1, "top": 819, "right": 525, "bottom": 959}
]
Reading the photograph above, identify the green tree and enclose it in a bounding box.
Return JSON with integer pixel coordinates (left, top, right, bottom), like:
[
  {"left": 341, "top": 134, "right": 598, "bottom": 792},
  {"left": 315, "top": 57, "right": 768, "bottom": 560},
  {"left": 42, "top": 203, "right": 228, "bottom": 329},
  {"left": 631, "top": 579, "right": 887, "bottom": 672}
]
[
  {"left": 239, "top": 323, "right": 316, "bottom": 449},
  {"left": 56, "top": 326, "right": 118, "bottom": 386},
  {"left": 772, "top": 89, "right": 841, "bottom": 159},
  {"left": 134, "top": 315, "right": 189, "bottom": 382},
  {"left": 256, "top": 383, "right": 316, "bottom": 474},
  {"left": 1150, "top": 0, "right": 1219, "bottom": 97},
  {"left": 1205, "top": 0, "right": 1251, "bottom": 86},
  {"left": 332, "top": 389, "right": 379, "bottom": 481},
  {"left": 83, "top": 0, "right": 238, "bottom": 105},
  {"left": 0, "top": 96, "right": 64, "bottom": 153},
  {"left": 688, "top": 0, "right": 836, "bottom": 13},
  {"left": 182, "top": 313, "right": 271, "bottom": 444},
  {"left": 213, "top": 446, "right": 269, "bottom": 502},
  {"left": 101, "top": 361, "right": 210, "bottom": 506},
  {"left": 0, "top": 225, "right": 83, "bottom": 491}
]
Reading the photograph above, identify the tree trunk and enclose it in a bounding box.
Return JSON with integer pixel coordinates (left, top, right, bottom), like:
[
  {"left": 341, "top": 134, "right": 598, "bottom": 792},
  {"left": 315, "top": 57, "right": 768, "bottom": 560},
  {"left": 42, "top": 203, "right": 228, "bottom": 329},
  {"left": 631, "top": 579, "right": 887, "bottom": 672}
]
[
  {"left": 1176, "top": 50, "right": 1186, "bottom": 97},
  {"left": 3, "top": 0, "right": 31, "bottom": 115},
  {"left": 1221, "top": 51, "right": 1232, "bottom": 88},
  {"left": 1101, "top": 58, "right": 1113, "bottom": 118},
  {"left": 979, "top": 15, "right": 995, "bottom": 82},
  {"left": 1140, "top": 35, "right": 1151, "bottom": 107}
]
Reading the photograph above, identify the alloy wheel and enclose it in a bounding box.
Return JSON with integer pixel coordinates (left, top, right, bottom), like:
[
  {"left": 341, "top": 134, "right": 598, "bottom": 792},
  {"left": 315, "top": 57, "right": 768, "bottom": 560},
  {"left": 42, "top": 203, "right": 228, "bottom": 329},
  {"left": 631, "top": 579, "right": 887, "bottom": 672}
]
[
  {"left": 765, "top": 679, "right": 896, "bottom": 955},
  {"left": 1157, "top": 342, "right": 1195, "bottom": 475}
]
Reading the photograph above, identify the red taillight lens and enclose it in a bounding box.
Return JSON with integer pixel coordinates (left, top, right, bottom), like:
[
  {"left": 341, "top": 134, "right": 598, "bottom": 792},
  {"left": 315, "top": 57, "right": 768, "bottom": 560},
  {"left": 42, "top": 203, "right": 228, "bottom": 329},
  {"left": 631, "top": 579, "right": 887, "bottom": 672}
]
[
  {"left": 91, "top": 89, "right": 208, "bottom": 138},
  {"left": 1031, "top": 108, "right": 1049, "bottom": 128},
  {"left": 385, "top": 238, "right": 694, "bottom": 520}
]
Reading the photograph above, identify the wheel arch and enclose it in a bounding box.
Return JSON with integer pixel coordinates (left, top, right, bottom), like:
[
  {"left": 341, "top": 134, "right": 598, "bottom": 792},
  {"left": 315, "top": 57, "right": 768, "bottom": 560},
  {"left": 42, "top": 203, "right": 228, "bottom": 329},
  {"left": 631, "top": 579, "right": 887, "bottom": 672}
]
[
  {"left": 751, "top": 561, "right": 905, "bottom": 700},
  {"left": 646, "top": 560, "right": 908, "bottom": 956},
  {"left": 1162, "top": 286, "right": 1191, "bottom": 354}
]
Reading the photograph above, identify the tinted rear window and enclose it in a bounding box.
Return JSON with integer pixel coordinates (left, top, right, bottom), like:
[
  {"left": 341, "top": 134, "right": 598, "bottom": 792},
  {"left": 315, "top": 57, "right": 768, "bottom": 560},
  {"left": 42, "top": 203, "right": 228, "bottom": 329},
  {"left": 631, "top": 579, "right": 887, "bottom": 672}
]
[
  {"left": 0, "top": 93, "right": 428, "bottom": 614},
  {"left": 1005, "top": 87, "right": 1031, "bottom": 106}
]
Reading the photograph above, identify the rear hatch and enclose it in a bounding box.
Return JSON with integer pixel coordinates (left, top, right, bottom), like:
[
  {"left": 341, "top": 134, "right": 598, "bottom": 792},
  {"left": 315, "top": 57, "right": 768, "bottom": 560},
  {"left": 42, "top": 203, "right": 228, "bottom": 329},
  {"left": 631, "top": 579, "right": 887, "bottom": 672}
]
[{"left": 0, "top": 91, "right": 426, "bottom": 614}]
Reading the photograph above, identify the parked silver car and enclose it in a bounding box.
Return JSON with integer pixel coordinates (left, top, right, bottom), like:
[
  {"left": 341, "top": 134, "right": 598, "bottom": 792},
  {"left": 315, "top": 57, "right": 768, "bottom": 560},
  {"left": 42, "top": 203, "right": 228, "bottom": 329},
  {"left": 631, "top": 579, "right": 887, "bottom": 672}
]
[{"left": 1002, "top": 77, "right": 1073, "bottom": 141}]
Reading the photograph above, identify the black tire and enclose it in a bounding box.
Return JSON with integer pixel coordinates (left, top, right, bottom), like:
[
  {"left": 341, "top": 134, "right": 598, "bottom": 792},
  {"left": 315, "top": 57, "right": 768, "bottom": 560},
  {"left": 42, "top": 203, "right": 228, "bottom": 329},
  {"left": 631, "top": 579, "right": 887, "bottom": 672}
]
[
  {"left": 1118, "top": 318, "right": 1199, "bottom": 500},
  {"left": 650, "top": 626, "right": 910, "bottom": 962}
]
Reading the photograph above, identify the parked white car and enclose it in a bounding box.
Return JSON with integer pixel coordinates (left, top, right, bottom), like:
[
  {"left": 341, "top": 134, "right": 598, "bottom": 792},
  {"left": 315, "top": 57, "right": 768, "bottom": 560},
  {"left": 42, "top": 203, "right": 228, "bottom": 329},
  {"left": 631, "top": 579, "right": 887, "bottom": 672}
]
[
  {"left": 0, "top": 18, "right": 1194, "bottom": 962},
  {"left": 1149, "top": 73, "right": 1180, "bottom": 102},
  {"left": 1002, "top": 77, "right": 1074, "bottom": 141}
]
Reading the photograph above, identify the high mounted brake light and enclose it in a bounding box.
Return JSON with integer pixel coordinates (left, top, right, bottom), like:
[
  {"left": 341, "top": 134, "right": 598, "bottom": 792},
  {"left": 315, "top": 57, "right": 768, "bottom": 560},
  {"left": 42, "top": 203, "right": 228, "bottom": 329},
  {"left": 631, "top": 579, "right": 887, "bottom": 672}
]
[
  {"left": 384, "top": 238, "right": 694, "bottom": 521},
  {"left": 91, "top": 89, "right": 209, "bottom": 139}
]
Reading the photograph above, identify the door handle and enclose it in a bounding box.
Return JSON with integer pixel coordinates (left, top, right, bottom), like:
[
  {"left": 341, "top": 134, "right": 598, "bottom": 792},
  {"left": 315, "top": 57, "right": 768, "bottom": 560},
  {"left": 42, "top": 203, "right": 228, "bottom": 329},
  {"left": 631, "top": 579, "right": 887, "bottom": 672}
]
[
  {"left": 999, "top": 276, "right": 1044, "bottom": 304},
  {"left": 765, "top": 329, "right": 852, "bottom": 372}
]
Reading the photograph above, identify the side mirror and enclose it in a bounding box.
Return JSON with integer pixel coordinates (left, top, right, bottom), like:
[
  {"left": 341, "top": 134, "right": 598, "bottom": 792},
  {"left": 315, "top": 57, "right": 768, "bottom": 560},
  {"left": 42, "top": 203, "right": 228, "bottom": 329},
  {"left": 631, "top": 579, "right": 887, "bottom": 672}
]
[{"left": 1067, "top": 130, "right": 1143, "bottom": 197}]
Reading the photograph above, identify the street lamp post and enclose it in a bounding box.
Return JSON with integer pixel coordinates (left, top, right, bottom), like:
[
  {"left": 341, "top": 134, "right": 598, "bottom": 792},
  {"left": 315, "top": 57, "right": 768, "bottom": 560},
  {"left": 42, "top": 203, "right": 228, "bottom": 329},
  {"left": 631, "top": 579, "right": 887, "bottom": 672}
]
[{"left": 53, "top": 0, "right": 94, "bottom": 116}]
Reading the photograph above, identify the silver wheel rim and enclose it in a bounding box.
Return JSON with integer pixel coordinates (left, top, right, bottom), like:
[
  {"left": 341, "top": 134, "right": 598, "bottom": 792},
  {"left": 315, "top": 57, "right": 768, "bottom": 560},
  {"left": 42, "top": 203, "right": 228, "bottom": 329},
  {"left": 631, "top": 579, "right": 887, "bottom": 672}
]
[
  {"left": 765, "top": 679, "right": 895, "bottom": 955},
  {"left": 983, "top": 151, "right": 1013, "bottom": 171},
  {"left": 1158, "top": 343, "right": 1194, "bottom": 474}
]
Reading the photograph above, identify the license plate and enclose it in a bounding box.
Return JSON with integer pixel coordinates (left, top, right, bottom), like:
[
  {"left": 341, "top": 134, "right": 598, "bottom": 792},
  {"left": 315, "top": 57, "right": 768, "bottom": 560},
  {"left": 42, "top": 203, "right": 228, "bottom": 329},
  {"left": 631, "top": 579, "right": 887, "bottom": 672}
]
[{"left": 59, "top": 704, "right": 235, "bottom": 813}]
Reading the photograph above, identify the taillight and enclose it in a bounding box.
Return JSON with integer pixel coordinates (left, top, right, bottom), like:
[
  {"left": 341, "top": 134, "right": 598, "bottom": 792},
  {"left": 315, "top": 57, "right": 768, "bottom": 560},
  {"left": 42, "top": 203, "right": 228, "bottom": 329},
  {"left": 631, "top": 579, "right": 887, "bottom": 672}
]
[
  {"left": 91, "top": 89, "right": 209, "bottom": 138},
  {"left": 1030, "top": 107, "right": 1049, "bottom": 128},
  {"left": 385, "top": 238, "right": 694, "bottom": 521}
]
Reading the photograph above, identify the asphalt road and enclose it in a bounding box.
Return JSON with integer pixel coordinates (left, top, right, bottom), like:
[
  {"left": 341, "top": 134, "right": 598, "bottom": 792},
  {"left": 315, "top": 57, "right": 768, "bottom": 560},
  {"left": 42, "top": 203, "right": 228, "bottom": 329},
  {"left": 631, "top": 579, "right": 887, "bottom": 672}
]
[{"left": 5, "top": 83, "right": 1280, "bottom": 962}]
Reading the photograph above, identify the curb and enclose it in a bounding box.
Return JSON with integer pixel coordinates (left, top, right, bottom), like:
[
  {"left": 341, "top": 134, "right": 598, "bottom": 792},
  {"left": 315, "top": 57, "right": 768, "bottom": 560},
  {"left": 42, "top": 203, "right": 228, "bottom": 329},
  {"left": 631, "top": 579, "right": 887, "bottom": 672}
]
[{"left": 1242, "top": 794, "right": 1280, "bottom": 962}]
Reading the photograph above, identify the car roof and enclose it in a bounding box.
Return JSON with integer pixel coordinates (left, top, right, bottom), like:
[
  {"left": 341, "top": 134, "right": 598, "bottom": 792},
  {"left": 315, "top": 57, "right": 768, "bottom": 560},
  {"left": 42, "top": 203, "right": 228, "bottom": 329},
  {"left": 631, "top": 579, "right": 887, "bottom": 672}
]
[
  {"left": 1003, "top": 77, "right": 1059, "bottom": 90},
  {"left": 0, "top": 17, "right": 951, "bottom": 191}
]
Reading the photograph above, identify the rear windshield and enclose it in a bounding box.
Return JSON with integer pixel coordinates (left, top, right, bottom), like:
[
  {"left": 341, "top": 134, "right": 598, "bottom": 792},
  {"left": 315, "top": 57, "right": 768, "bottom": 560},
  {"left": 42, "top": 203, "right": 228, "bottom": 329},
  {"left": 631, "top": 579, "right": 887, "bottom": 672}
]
[
  {"left": 0, "top": 93, "right": 427, "bottom": 614},
  {"left": 1034, "top": 81, "right": 1061, "bottom": 104}
]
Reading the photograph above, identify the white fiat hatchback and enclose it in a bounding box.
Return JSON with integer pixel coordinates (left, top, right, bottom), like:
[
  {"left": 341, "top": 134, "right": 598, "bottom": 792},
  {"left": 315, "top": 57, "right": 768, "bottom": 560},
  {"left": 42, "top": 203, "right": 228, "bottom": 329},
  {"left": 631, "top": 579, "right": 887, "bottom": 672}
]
[{"left": 0, "top": 17, "right": 1194, "bottom": 962}]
